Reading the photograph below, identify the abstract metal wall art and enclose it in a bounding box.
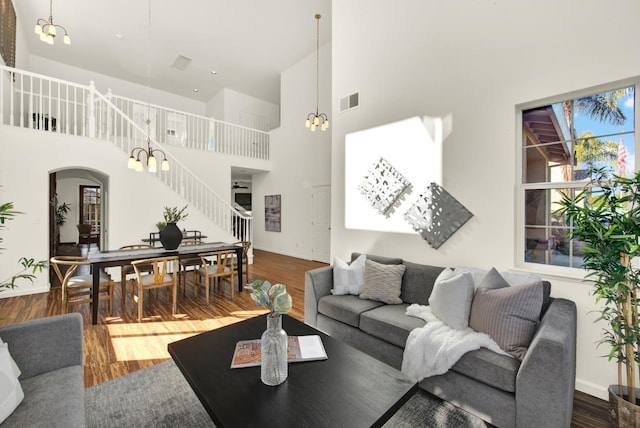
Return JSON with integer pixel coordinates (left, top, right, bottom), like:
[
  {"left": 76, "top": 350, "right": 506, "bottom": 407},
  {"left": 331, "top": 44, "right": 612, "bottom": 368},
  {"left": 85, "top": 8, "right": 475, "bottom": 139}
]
[
  {"left": 357, "top": 157, "right": 412, "bottom": 217},
  {"left": 403, "top": 182, "right": 473, "bottom": 249}
]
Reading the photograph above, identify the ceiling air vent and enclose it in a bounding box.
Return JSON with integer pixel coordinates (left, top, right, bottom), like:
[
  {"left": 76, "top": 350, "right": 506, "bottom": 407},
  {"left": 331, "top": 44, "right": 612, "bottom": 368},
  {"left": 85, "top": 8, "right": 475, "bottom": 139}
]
[
  {"left": 340, "top": 92, "right": 359, "bottom": 112},
  {"left": 171, "top": 55, "right": 192, "bottom": 71}
]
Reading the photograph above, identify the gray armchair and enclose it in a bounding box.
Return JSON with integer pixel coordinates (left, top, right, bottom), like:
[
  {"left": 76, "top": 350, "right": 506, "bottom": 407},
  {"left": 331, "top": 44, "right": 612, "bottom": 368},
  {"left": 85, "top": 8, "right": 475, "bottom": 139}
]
[{"left": 0, "top": 313, "right": 85, "bottom": 427}]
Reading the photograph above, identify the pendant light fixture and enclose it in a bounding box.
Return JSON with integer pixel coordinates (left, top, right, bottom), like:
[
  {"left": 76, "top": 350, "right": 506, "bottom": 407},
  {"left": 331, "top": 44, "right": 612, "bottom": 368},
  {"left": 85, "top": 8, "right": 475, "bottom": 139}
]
[
  {"left": 305, "top": 14, "right": 329, "bottom": 132},
  {"left": 127, "top": 0, "right": 169, "bottom": 173},
  {"left": 34, "top": 0, "right": 71, "bottom": 45}
]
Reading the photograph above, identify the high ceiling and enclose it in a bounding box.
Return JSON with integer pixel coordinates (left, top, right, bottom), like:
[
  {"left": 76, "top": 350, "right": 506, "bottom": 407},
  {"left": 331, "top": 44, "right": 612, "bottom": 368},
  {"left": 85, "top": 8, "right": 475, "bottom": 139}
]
[{"left": 14, "top": 0, "right": 332, "bottom": 105}]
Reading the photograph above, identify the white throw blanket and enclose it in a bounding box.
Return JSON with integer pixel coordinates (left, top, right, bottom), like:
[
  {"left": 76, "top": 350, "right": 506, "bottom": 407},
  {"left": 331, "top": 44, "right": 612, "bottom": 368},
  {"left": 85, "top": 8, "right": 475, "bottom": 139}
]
[{"left": 401, "top": 304, "right": 509, "bottom": 383}]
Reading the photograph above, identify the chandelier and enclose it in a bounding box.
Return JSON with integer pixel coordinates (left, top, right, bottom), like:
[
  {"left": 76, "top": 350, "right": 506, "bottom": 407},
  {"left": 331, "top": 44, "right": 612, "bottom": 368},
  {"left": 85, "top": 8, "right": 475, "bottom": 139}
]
[
  {"left": 34, "top": 0, "right": 71, "bottom": 45},
  {"left": 127, "top": 0, "right": 169, "bottom": 173},
  {"left": 128, "top": 122, "right": 169, "bottom": 173},
  {"left": 304, "top": 14, "right": 329, "bottom": 132}
]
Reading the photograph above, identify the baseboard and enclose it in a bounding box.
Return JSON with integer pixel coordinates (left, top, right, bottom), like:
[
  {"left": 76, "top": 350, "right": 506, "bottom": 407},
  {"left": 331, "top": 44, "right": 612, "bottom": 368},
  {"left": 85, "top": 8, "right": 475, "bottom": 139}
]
[
  {"left": 0, "top": 284, "right": 50, "bottom": 298},
  {"left": 252, "top": 246, "right": 310, "bottom": 261},
  {"left": 575, "top": 378, "right": 608, "bottom": 401}
]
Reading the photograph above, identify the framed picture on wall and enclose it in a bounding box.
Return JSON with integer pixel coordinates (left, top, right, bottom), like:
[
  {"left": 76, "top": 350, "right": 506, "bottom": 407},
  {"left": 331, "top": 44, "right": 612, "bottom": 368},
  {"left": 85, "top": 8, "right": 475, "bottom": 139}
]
[{"left": 265, "top": 194, "right": 281, "bottom": 232}]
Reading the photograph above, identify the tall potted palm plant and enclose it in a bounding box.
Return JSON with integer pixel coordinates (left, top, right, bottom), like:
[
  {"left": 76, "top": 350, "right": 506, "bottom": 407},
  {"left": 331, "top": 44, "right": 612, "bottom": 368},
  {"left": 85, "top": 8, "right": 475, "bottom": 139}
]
[{"left": 556, "top": 168, "right": 640, "bottom": 426}]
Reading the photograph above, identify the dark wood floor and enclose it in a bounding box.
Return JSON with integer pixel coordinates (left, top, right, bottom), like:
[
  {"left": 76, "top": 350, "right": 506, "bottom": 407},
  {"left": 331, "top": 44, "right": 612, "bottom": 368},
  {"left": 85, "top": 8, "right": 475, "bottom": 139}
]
[{"left": 0, "top": 246, "right": 609, "bottom": 426}]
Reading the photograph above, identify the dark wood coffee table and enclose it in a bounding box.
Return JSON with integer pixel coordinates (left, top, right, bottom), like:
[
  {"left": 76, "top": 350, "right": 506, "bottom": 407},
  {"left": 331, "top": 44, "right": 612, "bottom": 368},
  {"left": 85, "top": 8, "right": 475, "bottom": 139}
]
[{"left": 168, "top": 314, "right": 418, "bottom": 428}]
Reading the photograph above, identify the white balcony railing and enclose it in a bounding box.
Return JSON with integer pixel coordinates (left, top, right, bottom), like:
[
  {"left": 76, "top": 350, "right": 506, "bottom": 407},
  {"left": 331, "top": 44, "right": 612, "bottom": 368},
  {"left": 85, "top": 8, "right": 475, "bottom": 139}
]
[{"left": 0, "top": 65, "right": 255, "bottom": 243}]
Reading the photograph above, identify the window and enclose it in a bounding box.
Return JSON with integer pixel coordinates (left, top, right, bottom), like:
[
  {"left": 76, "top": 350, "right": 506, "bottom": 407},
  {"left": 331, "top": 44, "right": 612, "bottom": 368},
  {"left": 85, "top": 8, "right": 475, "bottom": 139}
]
[
  {"left": 518, "top": 82, "right": 636, "bottom": 272},
  {"left": 79, "top": 185, "right": 101, "bottom": 233}
]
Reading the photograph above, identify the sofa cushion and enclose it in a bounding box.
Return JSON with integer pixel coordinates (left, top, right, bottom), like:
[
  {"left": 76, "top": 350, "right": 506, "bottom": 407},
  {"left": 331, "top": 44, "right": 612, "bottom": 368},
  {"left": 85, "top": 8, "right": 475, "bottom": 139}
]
[
  {"left": 4, "top": 365, "right": 85, "bottom": 427},
  {"left": 351, "top": 252, "right": 403, "bottom": 265},
  {"left": 332, "top": 254, "right": 366, "bottom": 295},
  {"left": 469, "top": 281, "right": 543, "bottom": 359},
  {"left": 318, "top": 295, "right": 384, "bottom": 328},
  {"left": 400, "top": 261, "right": 446, "bottom": 305},
  {"left": 450, "top": 348, "right": 521, "bottom": 393},
  {"left": 477, "top": 268, "right": 510, "bottom": 290},
  {"left": 360, "top": 304, "right": 425, "bottom": 347},
  {"left": 429, "top": 269, "right": 475, "bottom": 330},
  {"left": 360, "top": 259, "right": 406, "bottom": 304},
  {"left": 455, "top": 267, "right": 551, "bottom": 319}
]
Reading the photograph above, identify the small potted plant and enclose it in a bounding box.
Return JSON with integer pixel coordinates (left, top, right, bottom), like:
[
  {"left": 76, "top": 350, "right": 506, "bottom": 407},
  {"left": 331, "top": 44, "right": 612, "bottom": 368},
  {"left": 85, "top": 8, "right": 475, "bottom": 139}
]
[{"left": 159, "top": 205, "right": 189, "bottom": 250}]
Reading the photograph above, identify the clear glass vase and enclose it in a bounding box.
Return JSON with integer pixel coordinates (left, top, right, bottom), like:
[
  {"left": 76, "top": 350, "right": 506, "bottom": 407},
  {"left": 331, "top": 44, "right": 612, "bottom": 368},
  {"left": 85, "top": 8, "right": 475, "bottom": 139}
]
[{"left": 261, "top": 313, "right": 288, "bottom": 386}]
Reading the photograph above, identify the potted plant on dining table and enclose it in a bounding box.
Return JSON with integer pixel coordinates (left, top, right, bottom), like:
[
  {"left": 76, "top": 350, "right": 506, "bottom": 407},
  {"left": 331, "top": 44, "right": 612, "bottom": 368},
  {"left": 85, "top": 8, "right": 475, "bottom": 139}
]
[{"left": 159, "top": 205, "right": 188, "bottom": 250}]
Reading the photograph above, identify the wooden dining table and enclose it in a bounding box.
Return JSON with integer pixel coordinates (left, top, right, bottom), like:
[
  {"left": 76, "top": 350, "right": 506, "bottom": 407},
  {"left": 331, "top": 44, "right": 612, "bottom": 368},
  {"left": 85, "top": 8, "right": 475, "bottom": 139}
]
[{"left": 87, "top": 242, "right": 244, "bottom": 324}]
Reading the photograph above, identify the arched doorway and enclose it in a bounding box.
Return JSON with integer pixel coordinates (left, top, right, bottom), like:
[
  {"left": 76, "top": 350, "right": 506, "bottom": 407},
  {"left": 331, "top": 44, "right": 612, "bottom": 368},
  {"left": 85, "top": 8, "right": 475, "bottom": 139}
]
[{"left": 49, "top": 168, "right": 109, "bottom": 283}]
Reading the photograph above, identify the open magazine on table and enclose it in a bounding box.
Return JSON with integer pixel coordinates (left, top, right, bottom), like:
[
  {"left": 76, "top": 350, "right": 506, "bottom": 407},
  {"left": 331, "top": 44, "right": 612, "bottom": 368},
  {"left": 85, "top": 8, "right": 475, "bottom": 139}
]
[{"left": 230, "top": 335, "right": 328, "bottom": 368}]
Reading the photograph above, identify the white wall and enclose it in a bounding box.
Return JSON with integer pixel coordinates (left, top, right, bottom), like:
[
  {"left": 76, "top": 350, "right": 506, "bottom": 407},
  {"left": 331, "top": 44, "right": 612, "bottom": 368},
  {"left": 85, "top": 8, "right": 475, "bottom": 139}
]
[
  {"left": 0, "top": 126, "right": 237, "bottom": 297},
  {"left": 251, "top": 44, "right": 331, "bottom": 259},
  {"left": 28, "top": 56, "right": 206, "bottom": 116},
  {"left": 332, "top": 0, "right": 640, "bottom": 400},
  {"left": 206, "top": 88, "right": 280, "bottom": 131}
]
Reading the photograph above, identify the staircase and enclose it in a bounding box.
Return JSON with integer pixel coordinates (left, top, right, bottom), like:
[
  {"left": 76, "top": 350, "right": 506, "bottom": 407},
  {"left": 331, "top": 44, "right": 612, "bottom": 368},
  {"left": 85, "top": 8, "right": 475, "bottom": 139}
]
[{"left": 0, "top": 65, "right": 265, "bottom": 244}]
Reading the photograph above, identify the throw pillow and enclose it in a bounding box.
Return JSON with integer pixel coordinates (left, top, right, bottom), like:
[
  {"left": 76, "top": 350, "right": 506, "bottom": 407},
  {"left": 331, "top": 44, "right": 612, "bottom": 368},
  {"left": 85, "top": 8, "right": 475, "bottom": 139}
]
[
  {"left": 428, "top": 268, "right": 475, "bottom": 330},
  {"left": 469, "top": 281, "right": 544, "bottom": 359},
  {"left": 477, "top": 268, "right": 510, "bottom": 290},
  {"left": 332, "top": 254, "right": 366, "bottom": 295},
  {"left": 0, "top": 338, "right": 20, "bottom": 379},
  {"left": 0, "top": 342, "right": 24, "bottom": 424},
  {"left": 359, "top": 259, "right": 406, "bottom": 304}
]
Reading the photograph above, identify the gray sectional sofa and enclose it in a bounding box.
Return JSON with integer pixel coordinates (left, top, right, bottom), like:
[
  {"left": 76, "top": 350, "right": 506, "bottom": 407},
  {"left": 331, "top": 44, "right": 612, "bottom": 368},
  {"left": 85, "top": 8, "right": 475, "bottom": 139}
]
[
  {"left": 304, "top": 253, "right": 577, "bottom": 428},
  {"left": 0, "top": 313, "right": 85, "bottom": 427}
]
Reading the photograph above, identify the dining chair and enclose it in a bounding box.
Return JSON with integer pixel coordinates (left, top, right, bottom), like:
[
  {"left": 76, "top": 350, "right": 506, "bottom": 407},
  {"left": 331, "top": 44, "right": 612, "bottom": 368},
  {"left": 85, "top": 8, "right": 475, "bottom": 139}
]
[
  {"left": 77, "top": 224, "right": 93, "bottom": 248},
  {"left": 50, "top": 256, "right": 114, "bottom": 316},
  {"left": 195, "top": 250, "right": 236, "bottom": 304},
  {"left": 178, "top": 238, "right": 205, "bottom": 294},
  {"left": 119, "top": 244, "right": 153, "bottom": 310},
  {"left": 230, "top": 241, "right": 251, "bottom": 286},
  {"left": 130, "top": 256, "right": 178, "bottom": 322}
]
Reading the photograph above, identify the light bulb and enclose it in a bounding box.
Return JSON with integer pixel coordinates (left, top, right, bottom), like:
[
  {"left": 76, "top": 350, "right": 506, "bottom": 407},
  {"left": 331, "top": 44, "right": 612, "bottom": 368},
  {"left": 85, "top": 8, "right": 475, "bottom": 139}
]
[
  {"left": 127, "top": 156, "right": 136, "bottom": 169},
  {"left": 134, "top": 159, "right": 143, "bottom": 172},
  {"left": 63, "top": 34, "right": 71, "bottom": 45},
  {"left": 35, "top": 23, "right": 43, "bottom": 35},
  {"left": 48, "top": 25, "right": 56, "bottom": 36},
  {"left": 148, "top": 163, "right": 157, "bottom": 173},
  {"left": 305, "top": 118, "right": 311, "bottom": 128},
  {"left": 161, "top": 159, "right": 170, "bottom": 171},
  {"left": 310, "top": 124, "right": 316, "bottom": 132},
  {"left": 47, "top": 34, "right": 54, "bottom": 44},
  {"left": 148, "top": 154, "right": 157, "bottom": 169},
  {"left": 40, "top": 33, "right": 47, "bottom": 42},
  {"left": 313, "top": 116, "right": 320, "bottom": 126}
]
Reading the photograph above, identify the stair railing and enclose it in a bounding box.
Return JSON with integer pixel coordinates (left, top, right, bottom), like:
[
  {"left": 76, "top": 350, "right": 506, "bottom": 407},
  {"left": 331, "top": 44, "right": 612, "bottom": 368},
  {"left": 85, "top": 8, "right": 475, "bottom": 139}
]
[
  {"left": 106, "top": 92, "right": 270, "bottom": 159},
  {"left": 0, "top": 65, "right": 253, "bottom": 243}
]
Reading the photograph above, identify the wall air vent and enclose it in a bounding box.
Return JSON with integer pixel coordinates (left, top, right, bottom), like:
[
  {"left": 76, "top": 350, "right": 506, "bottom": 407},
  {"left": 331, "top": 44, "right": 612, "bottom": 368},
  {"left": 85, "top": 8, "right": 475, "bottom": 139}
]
[{"left": 340, "top": 92, "right": 360, "bottom": 112}]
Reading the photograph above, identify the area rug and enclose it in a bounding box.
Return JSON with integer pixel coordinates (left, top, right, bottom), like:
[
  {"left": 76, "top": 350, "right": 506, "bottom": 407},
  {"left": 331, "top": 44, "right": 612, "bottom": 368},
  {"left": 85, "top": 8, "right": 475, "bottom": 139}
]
[{"left": 86, "top": 360, "right": 491, "bottom": 428}]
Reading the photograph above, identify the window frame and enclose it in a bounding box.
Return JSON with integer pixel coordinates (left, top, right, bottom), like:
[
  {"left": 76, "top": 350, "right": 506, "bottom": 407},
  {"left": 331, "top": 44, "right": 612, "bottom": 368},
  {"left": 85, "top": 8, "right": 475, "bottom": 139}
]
[{"left": 515, "top": 77, "right": 640, "bottom": 278}]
